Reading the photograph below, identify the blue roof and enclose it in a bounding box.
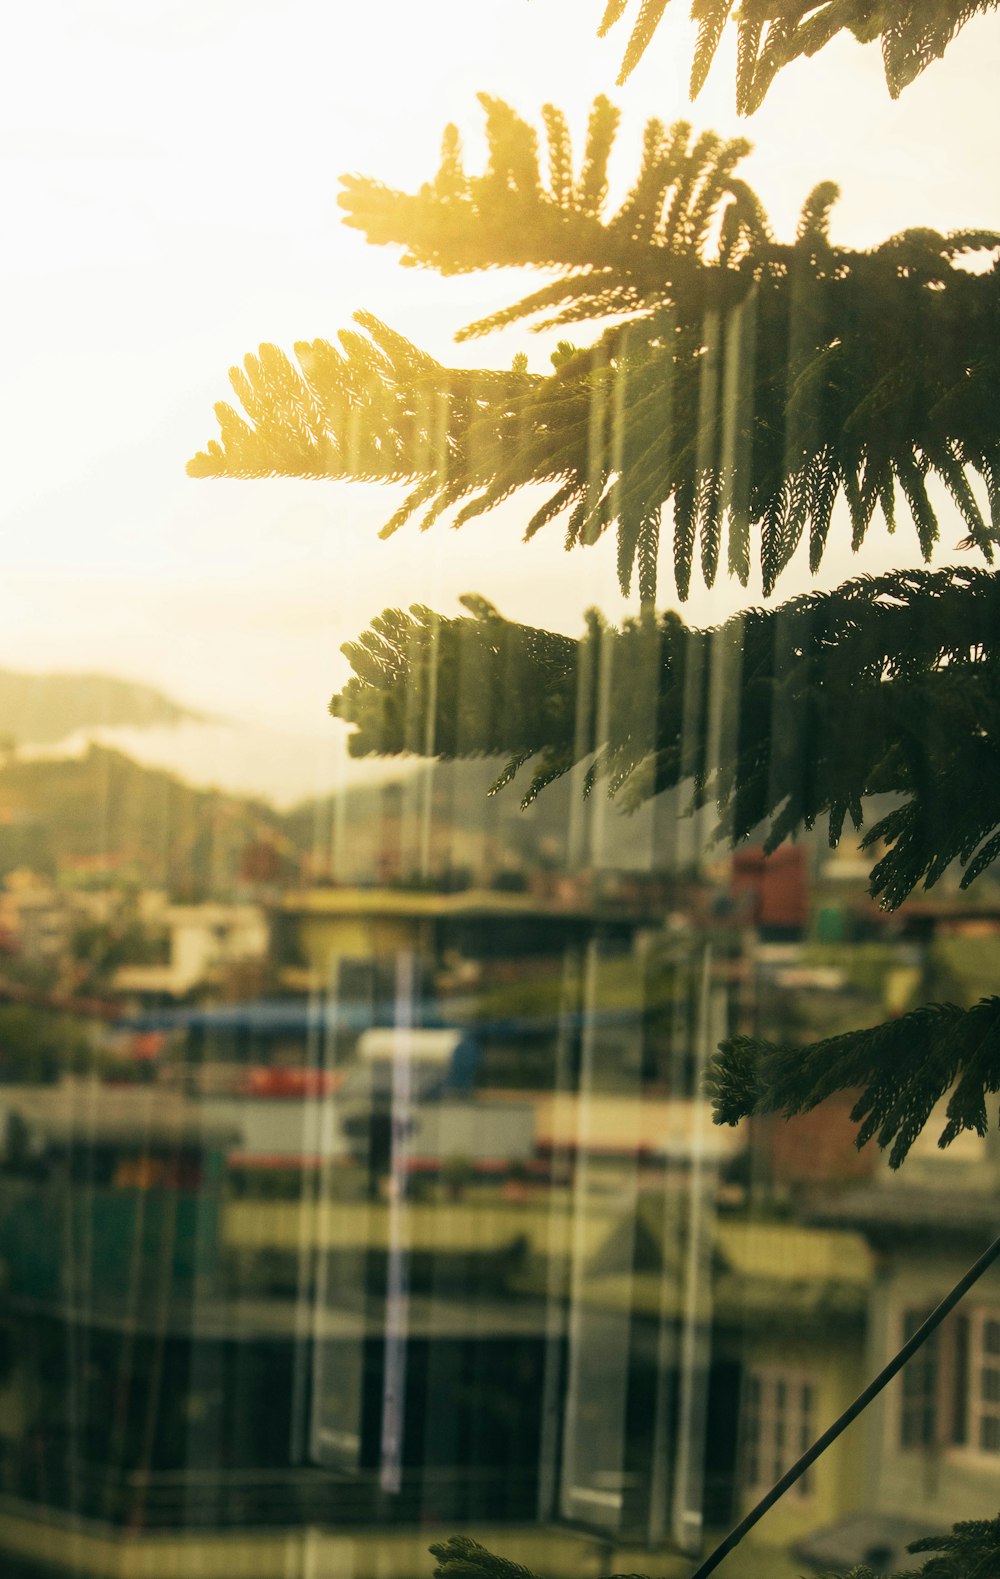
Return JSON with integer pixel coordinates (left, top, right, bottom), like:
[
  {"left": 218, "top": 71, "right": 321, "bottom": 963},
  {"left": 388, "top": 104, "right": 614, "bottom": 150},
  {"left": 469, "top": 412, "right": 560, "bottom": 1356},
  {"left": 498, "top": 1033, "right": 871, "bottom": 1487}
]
[
  {"left": 128, "top": 999, "right": 449, "bottom": 1035},
  {"left": 128, "top": 998, "right": 646, "bottom": 1038}
]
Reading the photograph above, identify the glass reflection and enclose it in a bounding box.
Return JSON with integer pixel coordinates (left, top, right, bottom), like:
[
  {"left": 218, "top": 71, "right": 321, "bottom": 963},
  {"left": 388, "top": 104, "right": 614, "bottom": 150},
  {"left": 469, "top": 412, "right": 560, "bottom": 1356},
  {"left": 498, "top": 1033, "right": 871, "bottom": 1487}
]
[{"left": 4, "top": 3, "right": 1000, "bottom": 1578}]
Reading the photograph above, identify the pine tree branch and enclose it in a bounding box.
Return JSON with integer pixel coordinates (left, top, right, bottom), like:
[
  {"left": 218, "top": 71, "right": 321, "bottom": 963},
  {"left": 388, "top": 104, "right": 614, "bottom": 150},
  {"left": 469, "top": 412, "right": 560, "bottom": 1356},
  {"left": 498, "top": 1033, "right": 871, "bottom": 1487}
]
[
  {"left": 190, "top": 104, "right": 1000, "bottom": 603},
  {"left": 430, "top": 1538, "right": 541, "bottom": 1579},
  {"left": 335, "top": 104, "right": 768, "bottom": 288},
  {"left": 907, "top": 1514, "right": 1000, "bottom": 1578},
  {"left": 709, "top": 998, "right": 1000, "bottom": 1167},
  {"left": 332, "top": 566, "right": 1000, "bottom": 911},
  {"left": 430, "top": 1539, "right": 649, "bottom": 1579},
  {"left": 428, "top": 1514, "right": 1000, "bottom": 1579},
  {"left": 598, "top": 0, "right": 1000, "bottom": 112}
]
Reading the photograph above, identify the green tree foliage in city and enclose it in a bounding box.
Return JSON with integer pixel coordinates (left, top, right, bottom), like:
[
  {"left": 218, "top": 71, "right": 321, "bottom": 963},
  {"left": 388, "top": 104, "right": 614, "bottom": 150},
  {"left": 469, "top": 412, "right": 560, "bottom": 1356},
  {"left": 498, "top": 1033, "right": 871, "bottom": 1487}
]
[
  {"left": 332, "top": 564, "right": 1000, "bottom": 1165},
  {"left": 69, "top": 914, "right": 165, "bottom": 996},
  {"left": 599, "top": 0, "right": 998, "bottom": 110},
  {"left": 189, "top": 101, "right": 1000, "bottom": 603},
  {"left": 711, "top": 996, "right": 1000, "bottom": 1168},
  {"left": 0, "top": 1003, "right": 94, "bottom": 1085},
  {"left": 333, "top": 566, "right": 1000, "bottom": 911}
]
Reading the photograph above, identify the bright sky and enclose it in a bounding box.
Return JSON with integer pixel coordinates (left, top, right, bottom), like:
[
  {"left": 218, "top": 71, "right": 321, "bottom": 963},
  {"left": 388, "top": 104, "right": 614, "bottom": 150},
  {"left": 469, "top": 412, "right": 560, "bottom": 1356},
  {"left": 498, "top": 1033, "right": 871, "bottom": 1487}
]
[{"left": 3, "top": 0, "right": 1000, "bottom": 770}]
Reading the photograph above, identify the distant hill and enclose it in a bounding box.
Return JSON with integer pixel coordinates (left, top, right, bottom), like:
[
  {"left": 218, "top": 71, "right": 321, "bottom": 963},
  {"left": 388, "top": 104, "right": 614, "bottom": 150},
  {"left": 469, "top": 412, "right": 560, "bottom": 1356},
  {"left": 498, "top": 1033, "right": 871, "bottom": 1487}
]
[
  {"left": 0, "top": 669, "right": 202, "bottom": 747},
  {"left": 0, "top": 744, "right": 294, "bottom": 894},
  {"left": 0, "top": 726, "right": 843, "bottom": 901}
]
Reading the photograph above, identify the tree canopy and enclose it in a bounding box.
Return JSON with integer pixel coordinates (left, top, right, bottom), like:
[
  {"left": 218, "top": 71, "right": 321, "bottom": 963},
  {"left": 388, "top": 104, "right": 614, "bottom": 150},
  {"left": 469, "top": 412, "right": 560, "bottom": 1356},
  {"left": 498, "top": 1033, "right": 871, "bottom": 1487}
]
[
  {"left": 189, "top": 101, "right": 1000, "bottom": 604},
  {"left": 191, "top": 87, "right": 1000, "bottom": 1167},
  {"left": 333, "top": 564, "right": 1000, "bottom": 1166},
  {"left": 333, "top": 565, "right": 1000, "bottom": 910},
  {"left": 599, "top": 0, "right": 999, "bottom": 111}
]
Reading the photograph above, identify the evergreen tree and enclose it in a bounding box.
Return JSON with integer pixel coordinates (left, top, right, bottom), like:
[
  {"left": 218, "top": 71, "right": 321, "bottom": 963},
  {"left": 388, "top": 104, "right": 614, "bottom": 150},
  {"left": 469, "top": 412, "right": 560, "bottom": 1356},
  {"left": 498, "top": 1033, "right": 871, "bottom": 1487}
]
[
  {"left": 429, "top": 1517, "right": 1000, "bottom": 1579},
  {"left": 189, "top": 103, "right": 1000, "bottom": 602},
  {"left": 189, "top": 0, "right": 1000, "bottom": 1568},
  {"left": 330, "top": 563, "right": 1000, "bottom": 1168},
  {"left": 599, "top": 0, "right": 1000, "bottom": 112}
]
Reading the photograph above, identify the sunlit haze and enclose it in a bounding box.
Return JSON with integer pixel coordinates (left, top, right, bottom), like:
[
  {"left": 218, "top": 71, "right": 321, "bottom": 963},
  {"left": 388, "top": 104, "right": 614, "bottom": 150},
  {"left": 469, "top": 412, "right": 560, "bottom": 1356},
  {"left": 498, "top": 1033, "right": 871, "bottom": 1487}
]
[{"left": 5, "top": 0, "right": 1000, "bottom": 795}]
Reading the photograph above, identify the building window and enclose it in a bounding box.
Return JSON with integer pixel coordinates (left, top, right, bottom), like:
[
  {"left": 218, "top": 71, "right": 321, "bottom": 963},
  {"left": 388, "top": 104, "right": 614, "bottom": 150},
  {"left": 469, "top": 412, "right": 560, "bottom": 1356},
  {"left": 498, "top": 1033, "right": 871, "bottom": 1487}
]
[
  {"left": 741, "top": 1369, "right": 815, "bottom": 1499},
  {"left": 969, "top": 1309, "right": 1000, "bottom": 1454},
  {"left": 898, "top": 1306, "right": 973, "bottom": 1453},
  {"left": 900, "top": 1309, "right": 940, "bottom": 1449}
]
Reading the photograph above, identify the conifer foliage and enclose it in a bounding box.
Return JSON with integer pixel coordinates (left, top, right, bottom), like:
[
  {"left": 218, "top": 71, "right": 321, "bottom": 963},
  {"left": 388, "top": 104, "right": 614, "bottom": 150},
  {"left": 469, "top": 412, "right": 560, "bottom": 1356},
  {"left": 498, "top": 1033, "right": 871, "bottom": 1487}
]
[
  {"left": 429, "top": 1516, "right": 1000, "bottom": 1579},
  {"left": 189, "top": 100, "right": 1000, "bottom": 603},
  {"left": 599, "top": 0, "right": 999, "bottom": 111},
  {"left": 334, "top": 565, "right": 1000, "bottom": 1170},
  {"left": 334, "top": 566, "right": 1000, "bottom": 912},
  {"left": 711, "top": 996, "right": 1000, "bottom": 1168},
  {"left": 904, "top": 1515, "right": 1000, "bottom": 1579},
  {"left": 429, "top": 1538, "right": 649, "bottom": 1579}
]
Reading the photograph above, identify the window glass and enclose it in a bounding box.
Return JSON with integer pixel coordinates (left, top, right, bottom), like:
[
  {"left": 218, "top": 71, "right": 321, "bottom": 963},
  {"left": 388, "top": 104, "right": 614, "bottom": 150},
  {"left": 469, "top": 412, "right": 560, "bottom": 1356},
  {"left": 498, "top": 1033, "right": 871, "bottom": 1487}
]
[
  {"left": 900, "top": 1309, "right": 940, "bottom": 1451},
  {"left": 740, "top": 1370, "right": 815, "bottom": 1501},
  {"left": 4, "top": 4, "right": 1000, "bottom": 1579},
  {"left": 970, "top": 1310, "right": 1000, "bottom": 1456}
]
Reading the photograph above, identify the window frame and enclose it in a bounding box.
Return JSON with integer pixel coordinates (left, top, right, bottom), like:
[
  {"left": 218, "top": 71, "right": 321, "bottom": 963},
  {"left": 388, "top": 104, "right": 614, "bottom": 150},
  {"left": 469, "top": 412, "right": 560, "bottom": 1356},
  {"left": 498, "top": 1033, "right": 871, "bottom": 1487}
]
[
  {"left": 966, "top": 1306, "right": 1000, "bottom": 1457},
  {"left": 897, "top": 1303, "right": 977, "bottom": 1456},
  {"left": 739, "top": 1365, "right": 817, "bottom": 1503}
]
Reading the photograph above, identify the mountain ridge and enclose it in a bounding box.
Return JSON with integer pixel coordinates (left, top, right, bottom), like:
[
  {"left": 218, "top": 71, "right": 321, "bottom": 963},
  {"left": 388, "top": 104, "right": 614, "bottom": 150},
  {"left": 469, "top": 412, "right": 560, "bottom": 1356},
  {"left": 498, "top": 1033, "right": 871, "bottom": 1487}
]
[{"left": 0, "top": 668, "right": 205, "bottom": 747}]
